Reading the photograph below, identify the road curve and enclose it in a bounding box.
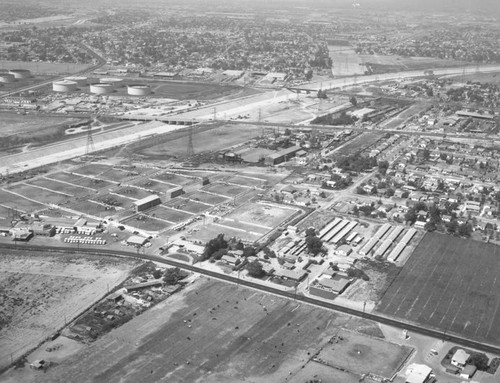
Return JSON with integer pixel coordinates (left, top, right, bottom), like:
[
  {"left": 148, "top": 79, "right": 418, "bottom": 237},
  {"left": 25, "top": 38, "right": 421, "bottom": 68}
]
[{"left": 2, "top": 242, "right": 500, "bottom": 355}]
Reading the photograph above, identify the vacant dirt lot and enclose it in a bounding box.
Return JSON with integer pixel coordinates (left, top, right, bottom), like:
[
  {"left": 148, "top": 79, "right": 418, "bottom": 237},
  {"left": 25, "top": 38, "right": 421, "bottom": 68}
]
[
  {"left": 138, "top": 123, "right": 262, "bottom": 158},
  {"left": 317, "top": 329, "right": 412, "bottom": 379},
  {"left": 0, "top": 113, "right": 79, "bottom": 138},
  {"left": 0, "top": 252, "right": 137, "bottom": 371},
  {"left": 23, "top": 278, "right": 399, "bottom": 383}
]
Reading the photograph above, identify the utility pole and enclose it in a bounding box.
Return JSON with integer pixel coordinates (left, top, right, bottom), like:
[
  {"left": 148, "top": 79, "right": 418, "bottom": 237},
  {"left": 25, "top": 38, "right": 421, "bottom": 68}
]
[{"left": 187, "top": 125, "right": 194, "bottom": 157}]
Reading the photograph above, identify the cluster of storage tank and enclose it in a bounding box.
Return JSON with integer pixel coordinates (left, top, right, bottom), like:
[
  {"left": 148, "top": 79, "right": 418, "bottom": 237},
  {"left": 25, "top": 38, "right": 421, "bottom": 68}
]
[
  {"left": 50, "top": 74, "right": 151, "bottom": 96},
  {"left": 0, "top": 69, "right": 32, "bottom": 83}
]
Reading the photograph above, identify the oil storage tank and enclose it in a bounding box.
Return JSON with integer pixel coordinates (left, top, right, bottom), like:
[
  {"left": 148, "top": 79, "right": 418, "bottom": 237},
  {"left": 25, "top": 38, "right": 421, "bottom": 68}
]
[
  {"left": 52, "top": 80, "right": 78, "bottom": 93},
  {"left": 99, "top": 77, "right": 124, "bottom": 89},
  {"left": 9, "top": 69, "right": 31, "bottom": 79},
  {"left": 0, "top": 73, "right": 16, "bottom": 83},
  {"left": 127, "top": 84, "right": 151, "bottom": 96},
  {"left": 90, "top": 83, "right": 114, "bottom": 95},
  {"left": 64, "top": 76, "right": 88, "bottom": 87}
]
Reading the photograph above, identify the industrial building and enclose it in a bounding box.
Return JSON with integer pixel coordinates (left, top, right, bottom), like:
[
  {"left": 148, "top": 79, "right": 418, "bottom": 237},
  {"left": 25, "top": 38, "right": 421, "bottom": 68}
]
[
  {"left": 264, "top": 146, "right": 302, "bottom": 166},
  {"left": 405, "top": 364, "right": 432, "bottom": 383},
  {"left": 309, "top": 275, "right": 351, "bottom": 299},
  {"left": 166, "top": 186, "right": 184, "bottom": 200},
  {"left": 134, "top": 195, "right": 161, "bottom": 212}
]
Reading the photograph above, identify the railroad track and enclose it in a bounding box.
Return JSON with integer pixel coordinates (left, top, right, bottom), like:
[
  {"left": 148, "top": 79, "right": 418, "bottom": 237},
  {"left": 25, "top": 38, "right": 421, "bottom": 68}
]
[{"left": 2, "top": 242, "right": 500, "bottom": 355}]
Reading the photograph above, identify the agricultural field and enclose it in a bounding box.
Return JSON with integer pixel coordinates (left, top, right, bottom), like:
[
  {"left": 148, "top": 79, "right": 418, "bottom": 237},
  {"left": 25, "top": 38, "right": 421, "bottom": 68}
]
[
  {"left": 113, "top": 186, "right": 155, "bottom": 201},
  {"left": 148, "top": 205, "right": 194, "bottom": 223},
  {"left": 73, "top": 164, "right": 133, "bottom": 183},
  {"left": 26, "top": 178, "right": 92, "bottom": 198},
  {"left": 47, "top": 172, "right": 115, "bottom": 190},
  {"left": 121, "top": 215, "right": 171, "bottom": 232},
  {"left": 69, "top": 199, "right": 114, "bottom": 217},
  {"left": 0, "top": 189, "right": 45, "bottom": 213},
  {"left": 377, "top": 232, "right": 500, "bottom": 346},
  {"left": 133, "top": 179, "right": 177, "bottom": 194},
  {"left": 24, "top": 278, "right": 395, "bottom": 383},
  {"left": 188, "top": 191, "right": 230, "bottom": 205},
  {"left": 94, "top": 193, "right": 134, "bottom": 209},
  {"left": 203, "top": 183, "right": 249, "bottom": 197},
  {"left": 226, "top": 175, "right": 268, "bottom": 188},
  {"left": 152, "top": 172, "right": 197, "bottom": 187},
  {"left": 164, "top": 199, "right": 211, "bottom": 214},
  {"left": 137, "top": 124, "right": 262, "bottom": 158},
  {"left": 0, "top": 252, "right": 137, "bottom": 372},
  {"left": 6, "top": 183, "right": 71, "bottom": 205}
]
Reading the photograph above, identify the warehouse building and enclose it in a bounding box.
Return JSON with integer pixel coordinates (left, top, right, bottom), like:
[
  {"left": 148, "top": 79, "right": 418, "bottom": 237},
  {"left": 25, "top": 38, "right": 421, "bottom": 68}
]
[
  {"left": 264, "top": 146, "right": 302, "bottom": 166},
  {"left": 166, "top": 186, "right": 184, "bottom": 200},
  {"left": 134, "top": 195, "right": 161, "bottom": 212}
]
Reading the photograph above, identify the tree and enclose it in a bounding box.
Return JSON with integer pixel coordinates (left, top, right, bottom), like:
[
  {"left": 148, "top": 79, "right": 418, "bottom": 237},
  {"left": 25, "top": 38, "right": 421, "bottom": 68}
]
[
  {"left": 152, "top": 269, "right": 163, "bottom": 279},
  {"left": 163, "top": 267, "right": 188, "bottom": 285},
  {"left": 284, "top": 128, "right": 291, "bottom": 136},
  {"left": 305, "top": 235, "right": 323, "bottom": 255},
  {"left": 246, "top": 260, "right": 265, "bottom": 278},
  {"left": 349, "top": 96, "right": 358, "bottom": 106},
  {"left": 386, "top": 188, "right": 395, "bottom": 197},
  {"left": 405, "top": 209, "right": 417, "bottom": 224},
  {"left": 202, "top": 234, "right": 228, "bottom": 261},
  {"left": 242, "top": 246, "right": 257, "bottom": 258},
  {"left": 305, "top": 227, "right": 317, "bottom": 237},
  {"left": 457, "top": 223, "right": 472, "bottom": 237},
  {"left": 470, "top": 352, "right": 489, "bottom": 371},
  {"left": 347, "top": 267, "right": 369, "bottom": 281},
  {"left": 378, "top": 160, "right": 389, "bottom": 175}
]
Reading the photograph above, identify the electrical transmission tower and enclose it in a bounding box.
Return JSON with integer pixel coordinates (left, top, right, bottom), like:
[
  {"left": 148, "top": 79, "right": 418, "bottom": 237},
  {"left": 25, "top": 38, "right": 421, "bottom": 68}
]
[
  {"left": 186, "top": 125, "right": 194, "bottom": 157},
  {"left": 86, "top": 125, "right": 95, "bottom": 155}
]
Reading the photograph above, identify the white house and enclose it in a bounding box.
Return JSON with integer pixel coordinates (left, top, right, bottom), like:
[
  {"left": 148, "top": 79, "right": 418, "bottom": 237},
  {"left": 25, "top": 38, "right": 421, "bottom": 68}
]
[{"left": 451, "top": 349, "right": 470, "bottom": 368}]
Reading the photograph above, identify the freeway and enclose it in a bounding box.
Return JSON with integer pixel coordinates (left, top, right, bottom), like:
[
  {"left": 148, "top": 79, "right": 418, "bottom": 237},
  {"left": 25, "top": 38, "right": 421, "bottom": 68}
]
[{"left": 2, "top": 242, "right": 500, "bottom": 355}]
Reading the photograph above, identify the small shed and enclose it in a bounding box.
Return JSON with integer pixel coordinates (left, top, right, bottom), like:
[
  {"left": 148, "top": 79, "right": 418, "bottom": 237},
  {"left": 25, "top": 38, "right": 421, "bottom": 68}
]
[
  {"left": 336, "top": 244, "right": 352, "bottom": 256},
  {"left": 460, "top": 364, "right": 477, "bottom": 379}
]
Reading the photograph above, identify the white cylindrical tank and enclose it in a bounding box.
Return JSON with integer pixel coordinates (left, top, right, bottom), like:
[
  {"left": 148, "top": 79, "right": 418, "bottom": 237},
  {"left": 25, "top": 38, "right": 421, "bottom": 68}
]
[
  {"left": 99, "top": 77, "right": 124, "bottom": 88},
  {"left": 52, "top": 80, "right": 78, "bottom": 92},
  {"left": 9, "top": 69, "right": 31, "bottom": 79},
  {"left": 90, "top": 83, "right": 114, "bottom": 95},
  {"left": 0, "top": 73, "right": 15, "bottom": 83},
  {"left": 127, "top": 85, "right": 151, "bottom": 96},
  {"left": 64, "top": 76, "right": 88, "bottom": 87}
]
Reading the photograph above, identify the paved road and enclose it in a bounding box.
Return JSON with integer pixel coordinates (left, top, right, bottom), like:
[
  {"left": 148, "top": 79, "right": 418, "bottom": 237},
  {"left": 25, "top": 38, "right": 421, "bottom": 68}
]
[{"left": 2, "top": 242, "right": 500, "bottom": 356}]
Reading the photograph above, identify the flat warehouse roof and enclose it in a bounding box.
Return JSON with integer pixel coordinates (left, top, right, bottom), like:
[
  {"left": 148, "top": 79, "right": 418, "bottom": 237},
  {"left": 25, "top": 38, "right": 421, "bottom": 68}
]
[{"left": 134, "top": 195, "right": 161, "bottom": 206}]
